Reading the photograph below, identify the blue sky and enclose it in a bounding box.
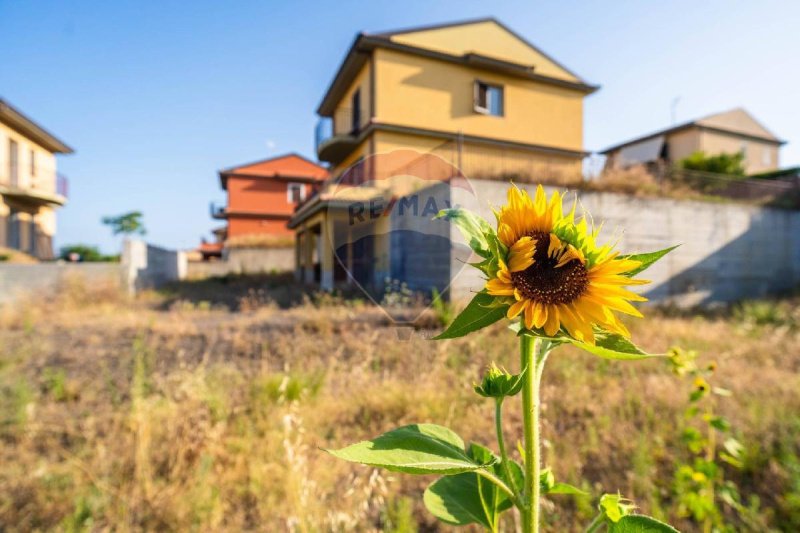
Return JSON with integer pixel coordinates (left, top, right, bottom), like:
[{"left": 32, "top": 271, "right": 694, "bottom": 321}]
[{"left": 2, "top": 0, "right": 798, "bottom": 252}]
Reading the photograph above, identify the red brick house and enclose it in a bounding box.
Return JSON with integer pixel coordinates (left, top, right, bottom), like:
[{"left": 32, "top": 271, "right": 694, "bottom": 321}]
[{"left": 210, "top": 153, "right": 328, "bottom": 244}]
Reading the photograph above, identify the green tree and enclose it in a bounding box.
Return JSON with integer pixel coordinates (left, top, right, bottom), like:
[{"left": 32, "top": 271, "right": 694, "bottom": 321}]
[{"left": 101, "top": 211, "right": 146, "bottom": 237}]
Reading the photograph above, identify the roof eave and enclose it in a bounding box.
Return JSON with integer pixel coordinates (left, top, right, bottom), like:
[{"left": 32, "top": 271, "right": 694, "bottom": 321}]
[{"left": 0, "top": 99, "right": 73, "bottom": 154}]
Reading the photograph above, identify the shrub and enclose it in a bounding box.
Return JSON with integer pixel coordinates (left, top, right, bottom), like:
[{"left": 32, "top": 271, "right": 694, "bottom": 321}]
[{"left": 679, "top": 151, "right": 746, "bottom": 176}]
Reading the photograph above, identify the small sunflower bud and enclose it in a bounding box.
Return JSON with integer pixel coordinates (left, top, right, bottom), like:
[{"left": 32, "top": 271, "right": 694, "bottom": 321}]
[{"left": 474, "top": 363, "right": 525, "bottom": 398}]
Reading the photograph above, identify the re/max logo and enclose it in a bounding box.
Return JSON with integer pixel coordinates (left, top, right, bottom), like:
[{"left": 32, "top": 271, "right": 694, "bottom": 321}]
[{"left": 348, "top": 194, "right": 453, "bottom": 225}]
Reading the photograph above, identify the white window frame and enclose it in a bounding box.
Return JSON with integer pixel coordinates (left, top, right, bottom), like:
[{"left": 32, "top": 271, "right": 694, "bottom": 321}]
[
  {"left": 287, "top": 182, "right": 306, "bottom": 203},
  {"left": 474, "top": 80, "right": 504, "bottom": 117}
]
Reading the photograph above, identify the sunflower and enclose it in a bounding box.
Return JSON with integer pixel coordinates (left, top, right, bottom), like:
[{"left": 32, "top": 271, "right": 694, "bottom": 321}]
[{"left": 485, "top": 185, "right": 649, "bottom": 344}]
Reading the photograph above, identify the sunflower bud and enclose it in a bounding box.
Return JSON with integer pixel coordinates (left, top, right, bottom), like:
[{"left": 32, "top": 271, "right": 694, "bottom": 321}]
[{"left": 474, "top": 363, "right": 525, "bottom": 398}]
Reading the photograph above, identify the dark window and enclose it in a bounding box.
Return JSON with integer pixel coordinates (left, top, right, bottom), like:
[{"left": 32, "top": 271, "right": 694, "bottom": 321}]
[
  {"left": 287, "top": 183, "right": 305, "bottom": 203},
  {"left": 7, "top": 209, "right": 20, "bottom": 250},
  {"left": 474, "top": 81, "right": 504, "bottom": 116},
  {"left": 351, "top": 89, "right": 361, "bottom": 133}
]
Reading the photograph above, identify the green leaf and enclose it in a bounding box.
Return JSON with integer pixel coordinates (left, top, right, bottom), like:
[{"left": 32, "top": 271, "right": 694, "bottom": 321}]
[
  {"left": 434, "top": 292, "right": 507, "bottom": 340},
  {"left": 436, "top": 207, "right": 494, "bottom": 258},
  {"left": 424, "top": 444, "right": 514, "bottom": 528},
  {"left": 621, "top": 245, "right": 680, "bottom": 278},
  {"left": 568, "top": 332, "right": 664, "bottom": 360},
  {"left": 326, "top": 424, "right": 485, "bottom": 475},
  {"left": 424, "top": 473, "right": 497, "bottom": 528},
  {"left": 608, "top": 514, "right": 680, "bottom": 532},
  {"left": 548, "top": 482, "right": 589, "bottom": 496}
]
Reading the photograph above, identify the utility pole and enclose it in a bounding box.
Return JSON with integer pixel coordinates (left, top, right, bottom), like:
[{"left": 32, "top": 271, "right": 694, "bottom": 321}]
[{"left": 671, "top": 97, "right": 681, "bottom": 124}]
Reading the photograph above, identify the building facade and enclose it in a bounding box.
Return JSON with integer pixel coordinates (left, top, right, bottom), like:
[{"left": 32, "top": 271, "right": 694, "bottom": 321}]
[
  {"left": 211, "top": 153, "right": 328, "bottom": 243},
  {"left": 291, "top": 18, "right": 597, "bottom": 292},
  {"left": 602, "top": 108, "right": 784, "bottom": 175},
  {"left": 0, "top": 99, "right": 72, "bottom": 260}
]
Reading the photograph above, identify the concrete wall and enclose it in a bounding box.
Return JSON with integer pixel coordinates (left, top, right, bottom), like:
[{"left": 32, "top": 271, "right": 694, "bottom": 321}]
[
  {"left": 0, "top": 262, "right": 122, "bottom": 304},
  {"left": 121, "top": 240, "right": 187, "bottom": 293},
  {"left": 185, "top": 247, "right": 295, "bottom": 279},
  {"left": 450, "top": 180, "right": 800, "bottom": 306}
]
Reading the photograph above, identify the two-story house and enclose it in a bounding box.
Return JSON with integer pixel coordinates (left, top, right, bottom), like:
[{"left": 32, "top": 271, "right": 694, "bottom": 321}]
[
  {"left": 289, "top": 18, "right": 598, "bottom": 292},
  {"left": 602, "top": 108, "right": 784, "bottom": 175},
  {"left": 0, "top": 99, "right": 72, "bottom": 260},
  {"left": 211, "top": 153, "right": 327, "bottom": 244}
]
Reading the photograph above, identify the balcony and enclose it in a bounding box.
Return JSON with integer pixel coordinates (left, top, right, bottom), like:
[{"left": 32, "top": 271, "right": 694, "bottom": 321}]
[
  {"left": 315, "top": 107, "right": 364, "bottom": 164},
  {"left": 210, "top": 201, "right": 227, "bottom": 219},
  {"left": 0, "top": 173, "right": 68, "bottom": 206}
]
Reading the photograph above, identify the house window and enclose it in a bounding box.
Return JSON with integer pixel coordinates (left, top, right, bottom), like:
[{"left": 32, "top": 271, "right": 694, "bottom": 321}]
[
  {"left": 287, "top": 183, "right": 306, "bottom": 203},
  {"left": 351, "top": 89, "right": 361, "bottom": 133},
  {"left": 30, "top": 149, "right": 36, "bottom": 178},
  {"left": 8, "top": 139, "right": 18, "bottom": 186},
  {"left": 474, "top": 81, "right": 504, "bottom": 116},
  {"left": 762, "top": 148, "right": 772, "bottom": 167}
]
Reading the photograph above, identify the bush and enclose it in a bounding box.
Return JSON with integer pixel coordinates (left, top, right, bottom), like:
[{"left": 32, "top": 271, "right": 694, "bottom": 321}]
[
  {"left": 679, "top": 151, "right": 746, "bottom": 176},
  {"left": 59, "top": 244, "right": 118, "bottom": 262}
]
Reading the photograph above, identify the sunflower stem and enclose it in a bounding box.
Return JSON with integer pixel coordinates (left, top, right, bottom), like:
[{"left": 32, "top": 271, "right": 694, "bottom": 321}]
[{"left": 521, "top": 335, "right": 549, "bottom": 533}]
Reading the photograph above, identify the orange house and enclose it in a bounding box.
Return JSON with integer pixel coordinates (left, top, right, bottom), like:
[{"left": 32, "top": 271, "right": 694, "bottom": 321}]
[{"left": 211, "top": 153, "right": 328, "bottom": 240}]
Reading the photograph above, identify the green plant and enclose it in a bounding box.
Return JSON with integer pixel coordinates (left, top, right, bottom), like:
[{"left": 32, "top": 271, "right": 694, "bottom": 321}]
[
  {"left": 679, "top": 151, "right": 746, "bottom": 176},
  {"left": 59, "top": 244, "right": 118, "bottom": 262},
  {"left": 327, "top": 185, "right": 677, "bottom": 532},
  {"left": 668, "top": 347, "right": 748, "bottom": 532},
  {"left": 430, "top": 287, "right": 455, "bottom": 327}
]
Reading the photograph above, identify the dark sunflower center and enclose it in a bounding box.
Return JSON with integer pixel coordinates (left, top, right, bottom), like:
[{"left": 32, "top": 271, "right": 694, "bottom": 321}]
[{"left": 510, "top": 231, "right": 589, "bottom": 305}]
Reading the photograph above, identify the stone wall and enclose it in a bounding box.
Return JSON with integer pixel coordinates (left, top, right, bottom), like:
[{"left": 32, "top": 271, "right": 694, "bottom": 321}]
[{"left": 449, "top": 180, "right": 800, "bottom": 306}]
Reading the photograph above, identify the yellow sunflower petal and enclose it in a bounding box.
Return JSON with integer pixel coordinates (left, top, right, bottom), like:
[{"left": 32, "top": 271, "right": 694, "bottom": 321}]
[
  {"left": 507, "top": 298, "right": 527, "bottom": 319},
  {"left": 543, "top": 305, "right": 560, "bottom": 336}
]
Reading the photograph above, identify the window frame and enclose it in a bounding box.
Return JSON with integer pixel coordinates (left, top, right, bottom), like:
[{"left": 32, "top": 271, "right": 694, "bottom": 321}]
[
  {"left": 474, "top": 80, "right": 504, "bottom": 117},
  {"left": 287, "top": 182, "right": 306, "bottom": 204}
]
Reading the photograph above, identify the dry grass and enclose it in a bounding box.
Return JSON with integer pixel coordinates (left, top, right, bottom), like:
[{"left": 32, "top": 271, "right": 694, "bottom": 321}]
[{"left": 1, "top": 279, "right": 799, "bottom": 532}]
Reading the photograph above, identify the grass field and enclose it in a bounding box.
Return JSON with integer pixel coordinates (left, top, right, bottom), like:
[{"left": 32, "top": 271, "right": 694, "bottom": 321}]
[{"left": 1, "top": 275, "right": 799, "bottom": 532}]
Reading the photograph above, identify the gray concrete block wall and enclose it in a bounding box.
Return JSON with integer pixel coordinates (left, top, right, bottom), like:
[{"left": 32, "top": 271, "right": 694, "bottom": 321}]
[
  {"left": 185, "top": 247, "right": 295, "bottom": 280},
  {"left": 449, "top": 180, "right": 800, "bottom": 306},
  {"left": 0, "top": 263, "right": 122, "bottom": 304}
]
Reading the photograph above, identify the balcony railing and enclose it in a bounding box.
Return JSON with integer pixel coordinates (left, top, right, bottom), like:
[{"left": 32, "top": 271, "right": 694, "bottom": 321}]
[
  {"left": 210, "top": 201, "right": 226, "bottom": 219},
  {"left": 315, "top": 107, "right": 366, "bottom": 163},
  {"left": 57, "top": 173, "right": 69, "bottom": 198}
]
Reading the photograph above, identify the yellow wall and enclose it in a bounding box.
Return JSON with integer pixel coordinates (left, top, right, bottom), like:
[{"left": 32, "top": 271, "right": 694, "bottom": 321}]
[
  {"left": 698, "top": 130, "right": 778, "bottom": 174},
  {"left": 332, "top": 61, "right": 372, "bottom": 135},
  {"left": 373, "top": 48, "right": 584, "bottom": 151},
  {"left": 374, "top": 130, "right": 581, "bottom": 182},
  {"left": 0, "top": 121, "right": 58, "bottom": 195},
  {"left": 389, "top": 20, "right": 579, "bottom": 82},
  {"left": 0, "top": 121, "right": 61, "bottom": 241}
]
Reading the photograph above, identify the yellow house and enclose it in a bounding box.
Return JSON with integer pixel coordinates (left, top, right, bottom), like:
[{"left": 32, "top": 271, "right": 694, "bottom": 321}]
[
  {"left": 602, "top": 108, "right": 784, "bottom": 175},
  {"left": 290, "top": 18, "right": 598, "bottom": 291},
  {"left": 0, "top": 99, "right": 72, "bottom": 259}
]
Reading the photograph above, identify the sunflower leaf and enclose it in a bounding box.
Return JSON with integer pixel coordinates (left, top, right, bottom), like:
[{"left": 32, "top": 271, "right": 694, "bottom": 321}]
[
  {"left": 325, "top": 424, "right": 486, "bottom": 475},
  {"left": 436, "top": 208, "right": 494, "bottom": 259},
  {"left": 621, "top": 245, "right": 680, "bottom": 277},
  {"left": 568, "top": 332, "right": 664, "bottom": 360},
  {"left": 607, "top": 514, "right": 680, "bottom": 532},
  {"left": 434, "top": 292, "right": 507, "bottom": 340}
]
